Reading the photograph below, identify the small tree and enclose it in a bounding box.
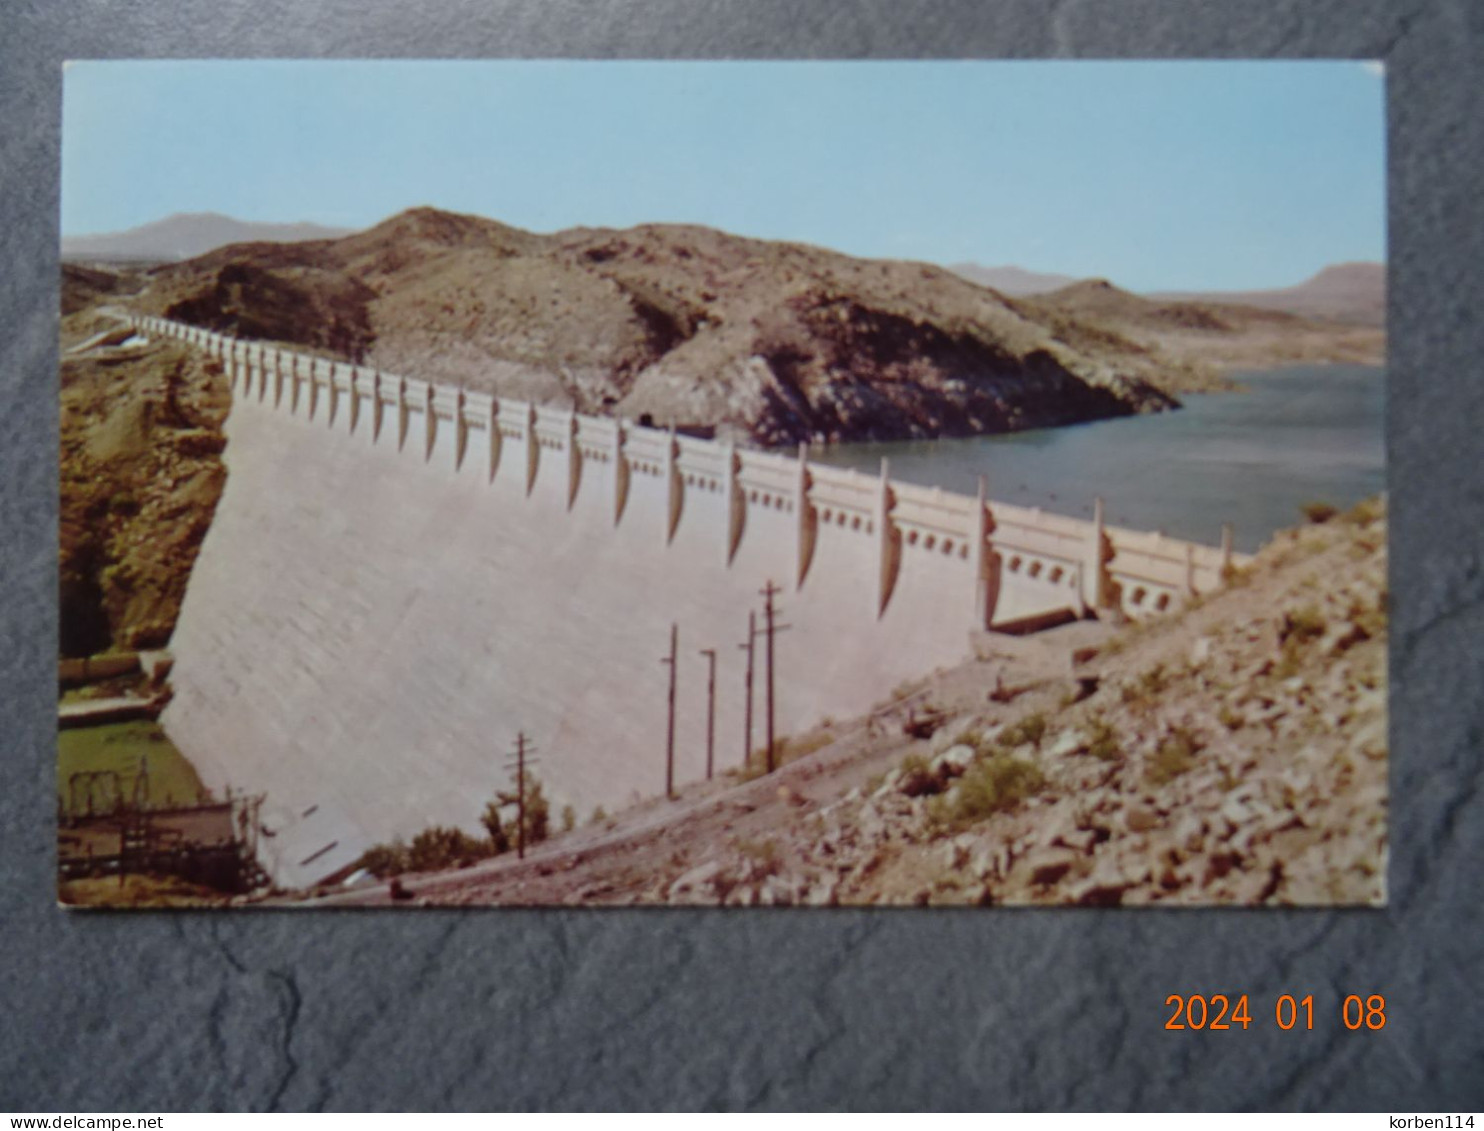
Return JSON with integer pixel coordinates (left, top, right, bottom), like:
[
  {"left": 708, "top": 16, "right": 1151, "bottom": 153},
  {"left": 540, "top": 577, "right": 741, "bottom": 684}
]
[
  {"left": 481, "top": 801, "right": 511, "bottom": 855},
  {"left": 492, "top": 775, "right": 552, "bottom": 852}
]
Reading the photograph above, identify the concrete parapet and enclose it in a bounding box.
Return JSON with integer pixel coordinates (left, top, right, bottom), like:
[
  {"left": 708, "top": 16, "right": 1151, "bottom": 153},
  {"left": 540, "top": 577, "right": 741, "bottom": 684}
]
[{"left": 147, "top": 314, "right": 1245, "bottom": 634}]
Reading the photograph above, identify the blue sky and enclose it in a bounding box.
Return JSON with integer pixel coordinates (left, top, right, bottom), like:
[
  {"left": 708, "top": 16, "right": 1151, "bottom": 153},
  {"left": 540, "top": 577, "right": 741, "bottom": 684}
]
[{"left": 62, "top": 60, "right": 1384, "bottom": 291}]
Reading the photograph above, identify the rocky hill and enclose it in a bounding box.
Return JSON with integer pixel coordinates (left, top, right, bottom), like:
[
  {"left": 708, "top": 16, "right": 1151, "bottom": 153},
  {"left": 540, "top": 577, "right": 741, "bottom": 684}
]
[
  {"left": 59, "top": 281, "right": 231, "bottom": 655},
  {"left": 127, "top": 206, "right": 1203, "bottom": 446}
]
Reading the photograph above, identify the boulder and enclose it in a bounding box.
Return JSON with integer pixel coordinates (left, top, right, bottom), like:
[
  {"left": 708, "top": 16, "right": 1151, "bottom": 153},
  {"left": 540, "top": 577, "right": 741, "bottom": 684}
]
[
  {"left": 1046, "top": 729, "right": 1089, "bottom": 759},
  {"left": 669, "top": 859, "right": 727, "bottom": 897},
  {"left": 933, "top": 744, "right": 976, "bottom": 776},
  {"left": 1124, "top": 805, "right": 1162, "bottom": 834}
]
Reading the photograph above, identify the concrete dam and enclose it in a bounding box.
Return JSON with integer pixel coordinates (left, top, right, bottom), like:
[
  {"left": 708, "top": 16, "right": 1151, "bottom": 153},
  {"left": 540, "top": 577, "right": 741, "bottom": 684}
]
[{"left": 131, "top": 315, "right": 1245, "bottom": 887}]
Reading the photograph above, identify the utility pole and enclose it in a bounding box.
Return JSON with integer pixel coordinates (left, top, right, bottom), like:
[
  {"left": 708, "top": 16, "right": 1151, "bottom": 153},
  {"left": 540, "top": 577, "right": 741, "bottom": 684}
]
[
  {"left": 738, "top": 611, "right": 756, "bottom": 768},
  {"left": 699, "top": 647, "right": 717, "bottom": 780},
  {"left": 758, "top": 580, "right": 791, "bottom": 774},
  {"left": 660, "top": 623, "right": 678, "bottom": 799},
  {"left": 503, "top": 732, "right": 538, "bottom": 859}
]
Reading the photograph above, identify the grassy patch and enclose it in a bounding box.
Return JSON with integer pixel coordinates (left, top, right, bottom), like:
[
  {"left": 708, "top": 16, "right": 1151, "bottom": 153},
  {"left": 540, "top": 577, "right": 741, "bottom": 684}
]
[
  {"left": 996, "top": 712, "right": 1046, "bottom": 750},
  {"left": 738, "top": 729, "right": 835, "bottom": 780},
  {"left": 1084, "top": 717, "right": 1121, "bottom": 763},
  {"left": 58, "top": 874, "right": 225, "bottom": 908},
  {"left": 1345, "top": 496, "right": 1385, "bottom": 527},
  {"left": 736, "top": 838, "right": 780, "bottom": 877},
  {"left": 1274, "top": 605, "right": 1327, "bottom": 678},
  {"left": 899, "top": 751, "right": 932, "bottom": 775},
  {"left": 1147, "top": 726, "right": 1203, "bottom": 786},
  {"left": 1120, "top": 663, "right": 1169, "bottom": 707},
  {"left": 929, "top": 753, "right": 1045, "bottom": 831},
  {"left": 1300, "top": 501, "right": 1338, "bottom": 525},
  {"left": 57, "top": 721, "right": 207, "bottom": 810}
]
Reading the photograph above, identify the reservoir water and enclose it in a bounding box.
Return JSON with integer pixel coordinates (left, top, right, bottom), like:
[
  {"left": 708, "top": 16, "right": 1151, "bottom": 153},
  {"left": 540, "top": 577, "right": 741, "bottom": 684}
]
[{"left": 812, "top": 364, "right": 1385, "bottom": 554}]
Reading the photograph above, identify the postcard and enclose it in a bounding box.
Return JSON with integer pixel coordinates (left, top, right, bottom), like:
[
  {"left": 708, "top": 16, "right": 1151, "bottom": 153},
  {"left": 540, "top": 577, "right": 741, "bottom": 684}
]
[{"left": 57, "top": 60, "right": 1386, "bottom": 907}]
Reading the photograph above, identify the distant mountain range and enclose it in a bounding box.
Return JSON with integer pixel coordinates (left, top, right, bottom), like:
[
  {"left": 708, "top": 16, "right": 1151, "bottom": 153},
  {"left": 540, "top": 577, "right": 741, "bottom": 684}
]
[
  {"left": 62, "top": 213, "right": 354, "bottom": 263},
  {"left": 945, "top": 264, "right": 1079, "bottom": 296},
  {"left": 1149, "top": 263, "right": 1386, "bottom": 327},
  {"left": 952, "top": 260, "right": 1385, "bottom": 328}
]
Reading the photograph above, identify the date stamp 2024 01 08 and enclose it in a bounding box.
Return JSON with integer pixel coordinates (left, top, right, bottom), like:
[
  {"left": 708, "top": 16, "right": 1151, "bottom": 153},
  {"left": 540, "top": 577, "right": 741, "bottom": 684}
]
[{"left": 1164, "top": 993, "right": 1389, "bottom": 1032}]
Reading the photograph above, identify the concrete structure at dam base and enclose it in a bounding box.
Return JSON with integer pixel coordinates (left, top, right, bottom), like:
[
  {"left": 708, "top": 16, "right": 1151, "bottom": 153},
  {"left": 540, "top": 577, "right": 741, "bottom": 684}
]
[{"left": 131, "top": 315, "right": 1248, "bottom": 888}]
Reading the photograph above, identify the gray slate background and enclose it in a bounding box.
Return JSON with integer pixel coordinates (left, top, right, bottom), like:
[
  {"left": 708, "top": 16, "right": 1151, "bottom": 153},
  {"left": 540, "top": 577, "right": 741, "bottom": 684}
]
[{"left": 3, "top": 0, "right": 1481, "bottom": 1111}]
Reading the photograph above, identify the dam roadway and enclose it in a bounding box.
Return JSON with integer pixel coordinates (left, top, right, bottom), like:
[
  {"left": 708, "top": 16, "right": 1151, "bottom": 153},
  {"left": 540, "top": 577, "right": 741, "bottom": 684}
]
[{"left": 131, "top": 315, "right": 1245, "bottom": 888}]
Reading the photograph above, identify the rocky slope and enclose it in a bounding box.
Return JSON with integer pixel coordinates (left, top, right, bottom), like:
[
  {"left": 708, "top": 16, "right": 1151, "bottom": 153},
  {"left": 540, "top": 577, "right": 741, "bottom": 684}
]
[
  {"left": 59, "top": 280, "right": 231, "bottom": 655},
  {"left": 128, "top": 206, "right": 1197, "bottom": 446},
  {"left": 304, "top": 498, "right": 1387, "bottom": 909}
]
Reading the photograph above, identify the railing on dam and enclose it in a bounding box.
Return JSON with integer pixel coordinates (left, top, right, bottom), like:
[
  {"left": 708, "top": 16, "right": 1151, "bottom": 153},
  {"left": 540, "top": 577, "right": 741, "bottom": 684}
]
[{"left": 130, "top": 314, "right": 1251, "bottom": 627}]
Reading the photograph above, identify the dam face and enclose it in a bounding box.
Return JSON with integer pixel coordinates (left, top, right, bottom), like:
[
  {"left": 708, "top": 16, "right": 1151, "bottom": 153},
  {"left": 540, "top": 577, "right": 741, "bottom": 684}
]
[{"left": 140, "top": 318, "right": 1239, "bottom": 887}]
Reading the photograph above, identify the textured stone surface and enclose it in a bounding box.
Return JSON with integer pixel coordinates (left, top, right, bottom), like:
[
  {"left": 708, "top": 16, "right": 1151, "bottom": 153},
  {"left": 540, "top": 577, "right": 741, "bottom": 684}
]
[{"left": 3, "top": 0, "right": 1483, "bottom": 1111}]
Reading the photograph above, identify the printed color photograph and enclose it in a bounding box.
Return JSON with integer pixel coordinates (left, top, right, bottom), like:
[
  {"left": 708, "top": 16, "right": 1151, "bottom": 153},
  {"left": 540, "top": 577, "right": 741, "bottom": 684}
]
[{"left": 57, "top": 60, "right": 1387, "bottom": 908}]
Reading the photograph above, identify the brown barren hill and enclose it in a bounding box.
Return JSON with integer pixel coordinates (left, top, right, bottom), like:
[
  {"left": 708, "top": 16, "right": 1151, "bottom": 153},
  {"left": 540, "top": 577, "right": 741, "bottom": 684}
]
[{"left": 133, "top": 206, "right": 1189, "bottom": 445}]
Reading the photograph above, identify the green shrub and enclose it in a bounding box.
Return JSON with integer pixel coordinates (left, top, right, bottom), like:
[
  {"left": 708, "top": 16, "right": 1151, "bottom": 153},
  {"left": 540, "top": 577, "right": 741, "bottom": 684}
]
[
  {"left": 1301, "top": 501, "right": 1338, "bottom": 524},
  {"left": 1281, "top": 606, "right": 1327, "bottom": 645},
  {"left": 356, "top": 839, "right": 410, "bottom": 879},
  {"left": 480, "top": 801, "right": 511, "bottom": 855},
  {"left": 492, "top": 776, "right": 551, "bottom": 848},
  {"left": 1147, "top": 727, "right": 1203, "bottom": 786},
  {"left": 736, "top": 838, "right": 780, "bottom": 877},
  {"left": 408, "top": 825, "right": 493, "bottom": 872},
  {"left": 1275, "top": 606, "right": 1328, "bottom": 678},
  {"left": 997, "top": 712, "right": 1047, "bottom": 750},
  {"left": 1345, "top": 496, "right": 1385, "bottom": 527},
  {"left": 930, "top": 753, "right": 1045, "bottom": 830},
  {"left": 1121, "top": 663, "right": 1170, "bottom": 706},
  {"left": 1085, "top": 717, "right": 1121, "bottom": 763}
]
